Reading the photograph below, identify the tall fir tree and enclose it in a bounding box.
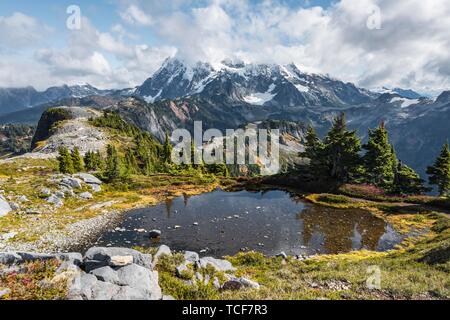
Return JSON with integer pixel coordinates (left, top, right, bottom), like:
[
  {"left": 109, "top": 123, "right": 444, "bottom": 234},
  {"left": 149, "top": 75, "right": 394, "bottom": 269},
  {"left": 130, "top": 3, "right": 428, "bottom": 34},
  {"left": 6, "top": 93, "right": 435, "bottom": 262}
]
[
  {"left": 392, "top": 162, "right": 427, "bottom": 195},
  {"left": 71, "top": 147, "right": 84, "bottom": 172},
  {"left": 301, "top": 125, "right": 325, "bottom": 176},
  {"left": 104, "top": 144, "right": 122, "bottom": 181},
  {"left": 323, "top": 113, "right": 362, "bottom": 182},
  {"left": 94, "top": 151, "right": 104, "bottom": 171},
  {"left": 57, "top": 146, "right": 75, "bottom": 174},
  {"left": 362, "top": 122, "right": 395, "bottom": 188},
  {"left": 427, "top": 142, "right": 450, "bottom": 196},
  {"left": 84, "top": 151, "right": 95, "bottom": 171},
  {"left": 163, "top": 132, "right": 173, "bottom": 163}
]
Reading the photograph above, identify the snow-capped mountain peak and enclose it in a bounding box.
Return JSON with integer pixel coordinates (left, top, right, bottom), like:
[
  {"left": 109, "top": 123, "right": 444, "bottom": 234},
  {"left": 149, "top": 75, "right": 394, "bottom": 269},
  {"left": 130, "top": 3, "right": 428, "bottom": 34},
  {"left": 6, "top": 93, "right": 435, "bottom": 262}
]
[{"left": 136, "top": 58, "right": 375, "bottom": 107}]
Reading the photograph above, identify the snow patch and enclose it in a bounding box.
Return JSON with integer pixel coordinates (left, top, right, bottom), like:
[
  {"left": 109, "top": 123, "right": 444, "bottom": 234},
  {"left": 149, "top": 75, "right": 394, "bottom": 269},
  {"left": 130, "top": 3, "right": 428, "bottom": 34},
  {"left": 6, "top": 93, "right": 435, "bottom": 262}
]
[
  {"left": 144, "top": 90, "right": 162, "bottom": 103},
  {"left": 390, "top": 97, "right": 420, "bottom": 108},
  {"left": 243, "top": 84, "right": 276, "bottom": 106},
  {"left": 295, "top": 83, "right": 309, "bottom": 93}
]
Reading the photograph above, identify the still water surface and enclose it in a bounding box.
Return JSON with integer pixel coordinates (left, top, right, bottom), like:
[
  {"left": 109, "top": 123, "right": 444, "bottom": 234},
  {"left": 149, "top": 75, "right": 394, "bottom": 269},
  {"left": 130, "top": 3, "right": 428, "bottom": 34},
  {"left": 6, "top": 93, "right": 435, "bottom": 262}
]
[{"left": 94, "top": 189, "right": 403, "bottom": 257}]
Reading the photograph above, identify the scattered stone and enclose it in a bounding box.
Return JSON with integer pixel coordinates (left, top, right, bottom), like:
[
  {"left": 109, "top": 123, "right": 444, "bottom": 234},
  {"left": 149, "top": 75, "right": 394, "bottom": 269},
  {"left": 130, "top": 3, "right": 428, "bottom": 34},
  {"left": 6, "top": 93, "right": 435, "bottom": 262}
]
[
  {"left": 148, "top": 229, "right": 162, "bottom": 238},
  {"left": 174, "top": 225, "right": 181, "bottom": 229},
  {"left": 25, "top": 209, "right": 42, "bottom": 215},
  {"left": 213, "top": 277, "right": 221, "bottom": 289},
  {"left": 9, "top": 202, "right": 20, "bottom": 211},
  {"left": 61, "top": 177, "right": 82, "bottom": 189},
  {"left": 0, "top": 197, "right": 12, "bottom": 218},
  {"left": 238, "top": 277, "right": 260, "bottom": 289},
  {"left": 277, "top": 251, "right": 288, "bottom": 259},
  {"left": 222, "top": 277, "right": 260, "bottom": 291},
  {"left": 40, "top": 188, "right": 52, "bottom": 196},
  {"left": 55, "top": 191, "right": 66, "bottom": 199},
  {"left": 221, "top": 279, "right": 243, "bottom": 291},
  {"left": 74, "top": 173, "right": 103, "bottom": 185},
  {"left": 184, "top": 251, "right": 200, "bottom": 263},
  {"left": 0, "top": 288, "right": 11, "bottom": 299},
  {"left": 176, "top": 262, "right": 192, "bottom": 279},
  {"left": 1, "top": 232, "right": 17, "bottom": 241},
  {"left": 79, "top": 192, "right": 93, "bottom": 200},
  {"left": 47, "top": 194, "right": 63, "bottom": 207},
  {"left": 90, "top": 184, "right": 101, "bottom": 193},
  {"left": 17, "top": 195, "right": 29, "bottom": 202},
  {"left": 197, "top": 257, "right": 236, "bottom": 272},
  {"left": 193, "top": 222, "right": 199, "bottom": 226}
]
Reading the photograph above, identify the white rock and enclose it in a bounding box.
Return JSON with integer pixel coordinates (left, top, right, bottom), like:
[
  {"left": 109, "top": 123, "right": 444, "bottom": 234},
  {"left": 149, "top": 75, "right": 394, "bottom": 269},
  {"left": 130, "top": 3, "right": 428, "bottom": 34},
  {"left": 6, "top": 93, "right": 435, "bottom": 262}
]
[
  {"left": 79, "top": 192, "right": 93, "bottom": 200},
  {"left": 0, "top": 197, "right": 12, "bottom": 218},
  {"left": 110, "top": 255, "right": 133, "bottom": 267},
  {"left": 74, "top": 173, "right": 103, "bottom": 185}
]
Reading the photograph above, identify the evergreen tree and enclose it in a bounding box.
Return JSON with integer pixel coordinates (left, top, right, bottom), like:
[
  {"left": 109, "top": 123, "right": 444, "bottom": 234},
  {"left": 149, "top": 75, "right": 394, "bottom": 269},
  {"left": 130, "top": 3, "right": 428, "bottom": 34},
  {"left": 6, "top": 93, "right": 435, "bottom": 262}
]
[
  {"left": 84, "top": 151, "right": 95, "bottom": 171},
  {"left": 322, "top": 113, "right": 362, "bottom": 182},
  {"left": 71, "top": 147, "right": 84, "bottom": 172},
  {"left": 427, "top": 142, "right": 450, "bottom": 196},
  {"left": 104, "top": 144, "right": 122, "bottom": 181},
  {"left": 163, "top": 132, "right": 173, "bottom": 163},
  {"left": 57, "top": 146, "right": 75, "bottom": 174},
  {"left": 362, "top": 122, "right": 395, "bottom": 188},
  {"left": 392, "top": 162, "right": 427, "bottom": 195},
  {"left": 94, "top": 151, "right": 104, "bottom": 170},
  {"left": 124, "top": 148, "right": 138, "bottom": 175},
  {"left": 301, "top": 125, "right": 326, "bottom": 176}
]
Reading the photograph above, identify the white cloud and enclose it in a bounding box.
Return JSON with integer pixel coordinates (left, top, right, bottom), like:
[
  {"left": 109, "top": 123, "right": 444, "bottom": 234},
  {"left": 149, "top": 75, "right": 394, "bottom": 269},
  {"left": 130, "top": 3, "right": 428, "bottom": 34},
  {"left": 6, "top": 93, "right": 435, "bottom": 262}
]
[
  {"left": 120, "top": 5, "right": 153, "bottom": 26},
  {"left": 1, "top": 1, "right": 450, "bottom": 94},
  {"left": 0, "top": 12, "right": 51, "bottom": 50}
]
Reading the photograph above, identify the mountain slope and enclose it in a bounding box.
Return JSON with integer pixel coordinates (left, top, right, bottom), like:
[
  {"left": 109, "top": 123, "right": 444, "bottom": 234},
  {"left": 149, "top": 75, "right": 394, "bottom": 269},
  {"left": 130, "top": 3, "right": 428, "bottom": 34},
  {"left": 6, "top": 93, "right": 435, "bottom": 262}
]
[{"left": 0, "top": 84, "right": 119, "bottom": 116}]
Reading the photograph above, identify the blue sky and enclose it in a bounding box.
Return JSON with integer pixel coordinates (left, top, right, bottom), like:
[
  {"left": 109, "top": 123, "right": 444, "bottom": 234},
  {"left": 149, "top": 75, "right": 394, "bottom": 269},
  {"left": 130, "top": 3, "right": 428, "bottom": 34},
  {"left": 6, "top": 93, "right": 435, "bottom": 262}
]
[{"left": 0, "top": 0, "right": 448, "bottom": 94}]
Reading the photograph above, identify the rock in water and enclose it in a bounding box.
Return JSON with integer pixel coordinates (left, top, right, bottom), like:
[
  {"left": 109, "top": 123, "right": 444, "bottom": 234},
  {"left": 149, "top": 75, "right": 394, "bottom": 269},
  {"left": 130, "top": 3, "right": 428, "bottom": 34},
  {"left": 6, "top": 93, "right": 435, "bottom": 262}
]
[{"left": 148, "top": 230, "right": 162, "bottom": 238}]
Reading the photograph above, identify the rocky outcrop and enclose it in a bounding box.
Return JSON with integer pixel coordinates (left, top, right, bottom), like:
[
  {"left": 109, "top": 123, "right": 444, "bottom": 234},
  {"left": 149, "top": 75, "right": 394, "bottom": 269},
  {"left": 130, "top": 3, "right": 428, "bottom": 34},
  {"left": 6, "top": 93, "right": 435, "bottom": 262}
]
[
  {"left": 30, "top": 107, "right": 107, "bottom": 156},
  {"left": 0, "top": 245, "right": 262, "bottom": 299},
  {"left": 0, "top": 246, "right": 162, "bottom": 301}
]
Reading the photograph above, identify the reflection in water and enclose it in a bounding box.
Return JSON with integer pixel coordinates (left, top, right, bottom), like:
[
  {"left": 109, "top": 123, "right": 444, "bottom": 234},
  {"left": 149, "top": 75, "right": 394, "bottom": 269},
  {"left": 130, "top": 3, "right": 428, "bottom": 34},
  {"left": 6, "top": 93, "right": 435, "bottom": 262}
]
[
  {"left": 299, "top": 206, "right": 387, "bottom": 253},
  {"left": 94, "top": 190, "right": 403, "bottom": 257}
]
